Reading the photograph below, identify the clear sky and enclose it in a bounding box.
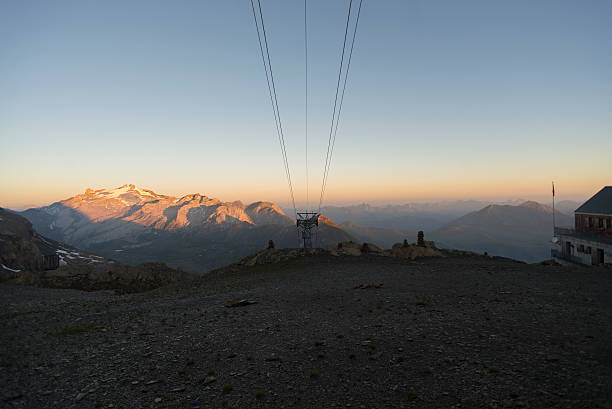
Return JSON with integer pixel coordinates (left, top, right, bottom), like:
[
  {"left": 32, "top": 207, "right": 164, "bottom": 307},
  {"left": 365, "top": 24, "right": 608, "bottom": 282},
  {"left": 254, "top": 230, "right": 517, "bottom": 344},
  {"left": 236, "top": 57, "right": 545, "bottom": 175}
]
[{"left": 1, "top": 0, "right": 611, "bottom": 210}]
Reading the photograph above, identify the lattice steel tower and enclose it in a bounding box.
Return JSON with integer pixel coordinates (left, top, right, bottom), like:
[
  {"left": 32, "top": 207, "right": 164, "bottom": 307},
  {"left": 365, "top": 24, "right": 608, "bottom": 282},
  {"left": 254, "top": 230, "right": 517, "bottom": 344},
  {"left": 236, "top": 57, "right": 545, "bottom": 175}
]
[{"left": 296, "top": 212, "right": 319, "bottom": 249}]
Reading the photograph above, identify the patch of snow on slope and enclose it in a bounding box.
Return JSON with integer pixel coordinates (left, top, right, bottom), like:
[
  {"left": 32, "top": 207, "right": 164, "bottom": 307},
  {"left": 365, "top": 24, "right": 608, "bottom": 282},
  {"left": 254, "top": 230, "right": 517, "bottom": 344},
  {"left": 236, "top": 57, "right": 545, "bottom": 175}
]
[
  {"left": 99, "top": 184, "right": 157, "bottom": 200},
  {"left": 57, "top": 248, "right": 105, "bottom": 264}
]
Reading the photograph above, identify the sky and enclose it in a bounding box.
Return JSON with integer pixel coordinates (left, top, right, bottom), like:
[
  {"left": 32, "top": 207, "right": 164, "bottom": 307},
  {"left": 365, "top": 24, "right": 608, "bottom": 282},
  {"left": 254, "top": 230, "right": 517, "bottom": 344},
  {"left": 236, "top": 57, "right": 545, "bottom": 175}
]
[{"left": 1, "top": 0, "right": 611, "bottom": 210}]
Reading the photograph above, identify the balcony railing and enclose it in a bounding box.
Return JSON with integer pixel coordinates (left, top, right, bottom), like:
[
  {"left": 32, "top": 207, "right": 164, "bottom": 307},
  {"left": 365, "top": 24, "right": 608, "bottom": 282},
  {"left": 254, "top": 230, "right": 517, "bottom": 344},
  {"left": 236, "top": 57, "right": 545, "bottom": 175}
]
[{"left": 554, "top": 227, "right": 612, "bottom": 245}]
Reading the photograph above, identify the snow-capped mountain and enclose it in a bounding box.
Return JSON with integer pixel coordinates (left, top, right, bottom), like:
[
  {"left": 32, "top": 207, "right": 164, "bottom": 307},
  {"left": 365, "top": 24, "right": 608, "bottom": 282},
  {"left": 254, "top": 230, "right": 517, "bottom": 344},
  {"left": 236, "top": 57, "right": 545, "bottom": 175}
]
[
  {"left": 20, "top": 185, "right": 350, "bottom": 272},
  {"left": 22, "top": 184, "right": 294, "bottom": 245}
]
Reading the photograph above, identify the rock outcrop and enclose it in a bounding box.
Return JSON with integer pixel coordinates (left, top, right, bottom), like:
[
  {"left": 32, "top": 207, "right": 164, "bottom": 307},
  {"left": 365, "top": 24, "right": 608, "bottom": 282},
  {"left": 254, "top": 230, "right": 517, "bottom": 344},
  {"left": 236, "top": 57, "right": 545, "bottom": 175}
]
[
  {"left": 1, "top": 208, "right": 193, "bottom": 293},
  {"left": 12, "top": 261, "right": 195, "bottom": 294},
  {"left": 389, "top": 242, "right": 444, "bottom": 260},
  {"left": 235, "top": 248, "right": 328, "bottom": 267},
  {"left": 233, "top": 236, "right": 444, "bottom": 268},
  {"left": 334, "top": 241, "right": 363, "bottom": 256},
  {"left": 1, "top": 208, "right": 46, "bottom": 275},
  {"left": 388, "top": 231, "right": 444, "bottom": 259}
]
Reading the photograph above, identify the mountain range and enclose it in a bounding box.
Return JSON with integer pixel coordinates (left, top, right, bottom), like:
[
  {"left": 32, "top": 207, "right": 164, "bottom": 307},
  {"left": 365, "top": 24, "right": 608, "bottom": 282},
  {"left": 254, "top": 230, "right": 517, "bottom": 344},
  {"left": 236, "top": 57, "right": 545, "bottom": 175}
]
[
  {"left": 316, "top": 198, "right": 580, "bottom": 232},
  {"left": 318, "top": 201, "right": 488, "bottom": 231},
  {"left": 430, "top": 201, "right": 573, "bottom": 262},
  {"left": 20, "top": 185, "right": 351, "bottom": 272},
  {"left": 15, "top": 184, "right": 577, "bottom": 270}
]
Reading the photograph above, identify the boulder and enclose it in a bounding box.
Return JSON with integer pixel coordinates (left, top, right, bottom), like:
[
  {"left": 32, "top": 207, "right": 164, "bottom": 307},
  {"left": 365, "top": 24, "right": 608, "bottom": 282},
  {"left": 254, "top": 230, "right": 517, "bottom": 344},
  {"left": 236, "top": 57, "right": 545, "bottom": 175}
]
[
  {"left": 336, "top": 241, "right": 362, "bottom": 256},
  {"left": 360, "top": 242, "right": 383, "bottom": 254},
  {"left": 390, "top": 243, "right": 444, "bottom": 260}
]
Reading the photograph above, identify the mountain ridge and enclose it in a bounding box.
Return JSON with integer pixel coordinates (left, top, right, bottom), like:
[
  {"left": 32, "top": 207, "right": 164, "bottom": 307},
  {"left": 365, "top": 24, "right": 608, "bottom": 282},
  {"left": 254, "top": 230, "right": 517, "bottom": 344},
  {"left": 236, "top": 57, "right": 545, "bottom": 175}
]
[
  {"left": 17, "top": 185, "right": 576, "bottom": 268},
  {"left": 19, "top": 185, "right": 352, "bottom": 272},
  {"left": 23, "top": 184, "right": 296, "bottom": 244},
  {"left": 429, "top": 200, "right": 573, "bottom": 262}
]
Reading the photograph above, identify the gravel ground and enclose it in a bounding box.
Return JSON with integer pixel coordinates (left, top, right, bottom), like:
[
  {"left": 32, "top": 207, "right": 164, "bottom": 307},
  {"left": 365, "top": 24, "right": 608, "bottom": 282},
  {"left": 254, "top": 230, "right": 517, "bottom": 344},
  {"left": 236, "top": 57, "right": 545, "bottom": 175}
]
[{"left": 1, "top": 254, "right": 611, "bottom": 409}]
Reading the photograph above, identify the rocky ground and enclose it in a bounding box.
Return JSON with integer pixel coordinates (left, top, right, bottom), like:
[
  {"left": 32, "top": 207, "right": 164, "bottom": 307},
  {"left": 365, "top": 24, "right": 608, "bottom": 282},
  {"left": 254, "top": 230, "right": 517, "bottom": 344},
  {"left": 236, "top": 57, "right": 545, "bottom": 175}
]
[
  {"left": 1, "top": 253, "right": 611, "bottom": 408},
  {"left": 6, "top": 262, "right": 196, "bottom": 295}
]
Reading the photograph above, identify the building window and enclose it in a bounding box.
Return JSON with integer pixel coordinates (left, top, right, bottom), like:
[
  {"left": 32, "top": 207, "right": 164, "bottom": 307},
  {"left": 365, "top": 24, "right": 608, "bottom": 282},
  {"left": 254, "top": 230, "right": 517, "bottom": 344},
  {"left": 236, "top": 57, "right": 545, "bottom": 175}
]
[
  {"left": 599, "top": 218, "right": 604, "bottom": 228},
  {"left": 578, "top": 245, "right": 584, "bottom": 253},
  {"left": 586, "top": 247, "right": 592, "bottom": 254}
]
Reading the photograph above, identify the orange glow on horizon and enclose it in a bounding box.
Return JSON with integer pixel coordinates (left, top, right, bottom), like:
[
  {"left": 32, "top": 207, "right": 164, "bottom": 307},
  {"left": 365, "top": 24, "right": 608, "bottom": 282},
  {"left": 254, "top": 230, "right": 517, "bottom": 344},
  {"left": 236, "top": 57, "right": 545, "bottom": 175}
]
[{"left": 1, "top": 177, "right": 607, "bottom": 211}]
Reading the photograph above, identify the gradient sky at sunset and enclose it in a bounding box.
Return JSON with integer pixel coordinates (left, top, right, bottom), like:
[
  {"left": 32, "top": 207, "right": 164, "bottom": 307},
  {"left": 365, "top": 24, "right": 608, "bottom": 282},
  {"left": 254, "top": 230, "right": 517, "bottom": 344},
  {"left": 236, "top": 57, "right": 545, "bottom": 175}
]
[{"left": 1, "top": 0, "right": 611, "bottom": 210}]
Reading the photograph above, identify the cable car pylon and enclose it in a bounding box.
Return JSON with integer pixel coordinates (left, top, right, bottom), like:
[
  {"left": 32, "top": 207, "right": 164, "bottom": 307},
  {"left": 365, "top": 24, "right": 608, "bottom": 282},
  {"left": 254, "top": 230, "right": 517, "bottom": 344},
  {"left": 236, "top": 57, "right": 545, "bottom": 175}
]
[
  {"left": 296, "top": 0, "right": 319, "bottom": 249},
  {"left": 296, "top": 212, "right": 319, "bottom": 249},
  {"left": 250, "top": 0, "right": 362, "bottom": 249}
]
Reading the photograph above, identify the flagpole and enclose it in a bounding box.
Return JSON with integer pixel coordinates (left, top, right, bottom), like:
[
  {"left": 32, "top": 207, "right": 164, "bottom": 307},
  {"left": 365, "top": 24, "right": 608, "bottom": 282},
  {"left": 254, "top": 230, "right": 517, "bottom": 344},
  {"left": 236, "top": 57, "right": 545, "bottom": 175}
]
[{"left": 552, "top": 181, "right": 556, "bottom": 237}]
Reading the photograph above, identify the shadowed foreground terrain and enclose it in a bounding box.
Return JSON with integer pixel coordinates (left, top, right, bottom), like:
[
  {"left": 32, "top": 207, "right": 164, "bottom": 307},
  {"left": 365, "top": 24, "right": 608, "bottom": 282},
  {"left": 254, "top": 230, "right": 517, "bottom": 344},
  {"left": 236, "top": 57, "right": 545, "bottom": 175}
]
[{"left": 1, "top": 254, "right": 611, "bottom": 408}]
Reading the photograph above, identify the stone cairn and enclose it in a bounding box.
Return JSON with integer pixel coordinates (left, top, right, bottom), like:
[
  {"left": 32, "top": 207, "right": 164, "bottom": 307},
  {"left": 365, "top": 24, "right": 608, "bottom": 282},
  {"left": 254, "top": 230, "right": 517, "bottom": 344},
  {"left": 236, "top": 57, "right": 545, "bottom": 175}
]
[
  {"left": 267, "top": 240, "right": 275, "bottom": 249},
  {"left": 417, "top": 231, "right": 425, "bottom": 247}
]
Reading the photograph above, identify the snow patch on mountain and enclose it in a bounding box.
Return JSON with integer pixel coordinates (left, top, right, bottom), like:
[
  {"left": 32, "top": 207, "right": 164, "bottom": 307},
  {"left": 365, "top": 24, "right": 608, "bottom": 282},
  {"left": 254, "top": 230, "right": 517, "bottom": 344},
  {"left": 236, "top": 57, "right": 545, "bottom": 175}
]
[
  {"left": 2, "top": 264, "right": 21, "bottom": 273},
  {"left": 97, "top": 184, "right": 159, "bottom": 200},
  {"left": 56, "top": 247, "right": 105, "bottom": 264}
]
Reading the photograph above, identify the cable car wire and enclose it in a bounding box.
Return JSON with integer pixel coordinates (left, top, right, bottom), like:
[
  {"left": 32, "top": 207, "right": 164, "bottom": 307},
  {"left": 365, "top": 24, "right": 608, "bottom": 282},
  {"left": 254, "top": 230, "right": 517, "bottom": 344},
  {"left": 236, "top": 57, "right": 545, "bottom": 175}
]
[
  {"left": 318, "top": 0, "right": 363, "bottom": 212},
  {"left": 250, "top": 0, "right": 297, "bottom": 217},
  {"left": 249, "top": 0, "right": 363, "bottom": 221},
  {"left": 304, "top": 0, "right": 309, "bottom": 213},
  {"left": 319, "top": 0, "right": 363, "bottom": 211}
]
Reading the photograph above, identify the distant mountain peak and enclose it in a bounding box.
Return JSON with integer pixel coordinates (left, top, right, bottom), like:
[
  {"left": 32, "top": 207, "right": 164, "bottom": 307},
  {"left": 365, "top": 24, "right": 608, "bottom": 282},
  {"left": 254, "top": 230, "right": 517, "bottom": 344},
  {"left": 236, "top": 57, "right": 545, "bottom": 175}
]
[
  {"left": 480, "top": 201, "right": 555, "bottom": 214},
  {"left": 319, "top": 214, "right": 341, "bottom": 228},
  {"left": 246, "top": 201, "right": 285, "bottom": 214},
  {"left": 78, "top": 184, "right": 162, "bottom": 202},
  {"left": 519, "top": 201, "right": 553, "bottom": 213}
]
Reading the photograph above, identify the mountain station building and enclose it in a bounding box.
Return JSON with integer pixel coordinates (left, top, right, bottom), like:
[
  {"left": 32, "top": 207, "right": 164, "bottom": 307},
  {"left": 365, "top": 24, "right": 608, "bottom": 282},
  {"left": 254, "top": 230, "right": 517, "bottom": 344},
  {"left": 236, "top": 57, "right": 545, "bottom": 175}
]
[{"left": 552, "top": 186, "right": 612, "bottom": 266}]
